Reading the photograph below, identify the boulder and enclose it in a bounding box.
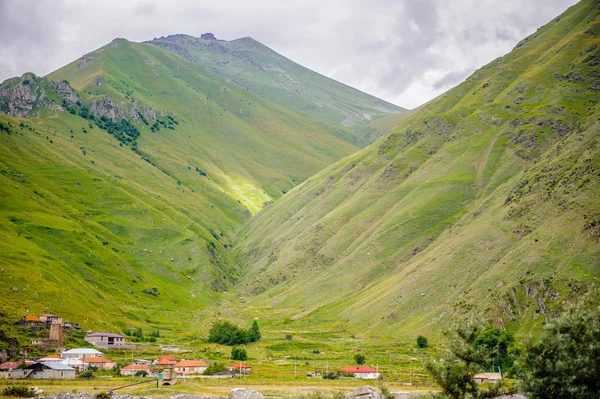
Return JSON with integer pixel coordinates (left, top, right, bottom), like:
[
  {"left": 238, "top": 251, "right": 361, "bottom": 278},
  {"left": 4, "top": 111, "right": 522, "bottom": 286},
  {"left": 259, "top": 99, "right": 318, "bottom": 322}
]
[
  {"left": 346, "top": 386, "right": 383, "bottom": 399},
  {"left": 228, "top": 388, "right": 263, "bottom": 399}
]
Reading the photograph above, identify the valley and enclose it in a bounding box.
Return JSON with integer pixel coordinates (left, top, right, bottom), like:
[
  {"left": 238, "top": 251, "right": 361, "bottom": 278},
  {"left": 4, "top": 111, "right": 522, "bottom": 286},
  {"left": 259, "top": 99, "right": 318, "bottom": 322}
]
[{"left": 0, "top": 0, "right": 599, "bottom": 397}]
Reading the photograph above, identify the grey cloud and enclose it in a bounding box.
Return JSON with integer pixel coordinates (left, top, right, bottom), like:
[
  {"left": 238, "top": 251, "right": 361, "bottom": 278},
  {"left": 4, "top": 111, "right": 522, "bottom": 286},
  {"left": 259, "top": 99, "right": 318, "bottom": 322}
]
[{"left": 0, "top": 0, "right": 580, "bottom": 109}]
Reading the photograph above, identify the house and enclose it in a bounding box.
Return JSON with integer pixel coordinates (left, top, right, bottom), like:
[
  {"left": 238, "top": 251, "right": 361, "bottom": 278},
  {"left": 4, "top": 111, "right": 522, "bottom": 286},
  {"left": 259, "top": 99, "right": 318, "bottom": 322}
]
[
  {"left": 0, "top": 361, "right": 21, "bottom": 371},
  {"left": 58, "top": 359, "right": 87, "bottom": 373},
  {"left": 228, "top": 362, "right": 251, "bottom": 374},
  {"left": 121, "top": 363, "right": 153, "bottom": 377},
  {"left": 341, "top": 366, "right": 381, "bottom": 379},
  {"left": 39, "top": 314, "right": 63, "bottom": 329},
  {"left": 84, "top": 332, "right": 126, "bottom": 349},
  {"left": 154, "top": 355, "right": 178, "bottom": 366},
  {"left": 18, "top": 315, "right": 45, "bottom": 330},
  {"left": 474, "top": 372, "right": 502, "bottom": 384},
  {"left": 61, "top": 348, "right": 104, "bottom": 359},
  {"left": 174, "top": 359, "right": 208, "bottom": 376},
  {"left": 83, "top": 357, "right": 117, "bottom": 370},
  {"left": 12, "top": 362, "right": 75, "bottom": 380}
]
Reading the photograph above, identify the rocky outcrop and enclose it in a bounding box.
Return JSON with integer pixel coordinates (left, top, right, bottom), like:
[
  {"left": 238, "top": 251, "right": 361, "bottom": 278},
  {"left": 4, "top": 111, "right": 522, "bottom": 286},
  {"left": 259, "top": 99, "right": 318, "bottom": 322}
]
[
  {"left": 93, "top": 75, "right": 103, "bottom": 86},
  {"left": 0, "top": 73, "right": 82, "bottom": 118},
  {"left": 78, "top": 55, "right": 91, "bottom": 68},
  {"left": 91, "top": 96, "right": 124, "bottom": 121},
  {"left": 228, "top": 388, "right": 263, "bottom": 399},
  {"left": 201, "top": 33, "right": 216, "bottom": 40},
  {"left": 48, "top": 80, "right": 79, "bottom": 104},
  {"left": 346, "top": 386, "right": 383, "bottom": 399},
  {"left": 0, "top": 73, "right": 49, "bottom": 117},
  {"left": 145, "top": 107, "right": 157, "bottom": 121}
]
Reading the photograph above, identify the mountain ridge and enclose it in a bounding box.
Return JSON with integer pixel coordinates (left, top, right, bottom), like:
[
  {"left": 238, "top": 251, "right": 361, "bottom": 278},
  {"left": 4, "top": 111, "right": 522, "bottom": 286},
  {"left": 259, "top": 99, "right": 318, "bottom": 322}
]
[
  {"left": 232, "top": 0, "right": 600, "bottom": 338},
  {"left": 146, "top": 33, "right": 404, "bottom": 146}
]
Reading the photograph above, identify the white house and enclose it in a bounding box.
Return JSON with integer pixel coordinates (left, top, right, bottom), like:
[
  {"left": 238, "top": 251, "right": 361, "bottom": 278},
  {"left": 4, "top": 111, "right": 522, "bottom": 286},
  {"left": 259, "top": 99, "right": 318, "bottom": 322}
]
[
  {"left": 341, "top": 366, "right": 381, "bottom": 379},
  {"left": 12, "top": 362, "right": 75, "bottom": 380}
]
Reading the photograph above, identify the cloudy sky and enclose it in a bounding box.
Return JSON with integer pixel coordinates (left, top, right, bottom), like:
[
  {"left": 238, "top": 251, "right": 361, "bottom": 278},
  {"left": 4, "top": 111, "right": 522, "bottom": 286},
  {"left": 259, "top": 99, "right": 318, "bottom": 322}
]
[{"left": 0, "top": 0, "right": 578, "bottom": 109}]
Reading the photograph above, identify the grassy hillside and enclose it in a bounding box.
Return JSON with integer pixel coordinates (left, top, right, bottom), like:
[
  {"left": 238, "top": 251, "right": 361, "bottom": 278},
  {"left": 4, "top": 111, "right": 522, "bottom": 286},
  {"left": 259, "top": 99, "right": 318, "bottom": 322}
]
[
  {"left": 147, "top": 34, "right": 404, "bottom": 146},
  {"left": 234, "top": 0, "right": 600, "bottom": 340},
  {"left": 0, "top": 38, "right": 361, "bottom": 334}
]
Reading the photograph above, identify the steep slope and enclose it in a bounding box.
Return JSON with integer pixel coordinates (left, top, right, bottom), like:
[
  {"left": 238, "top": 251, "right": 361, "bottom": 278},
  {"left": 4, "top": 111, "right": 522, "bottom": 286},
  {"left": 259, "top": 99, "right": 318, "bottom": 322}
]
[
  {"left": 0, "top": 38, "right": 360, "bottom": 332},
  {"left": 147, "top": 34, "right": 404, "bottom": 146},
  {"left": 234, "top": 0, "right": 600, "bottom": 338}
]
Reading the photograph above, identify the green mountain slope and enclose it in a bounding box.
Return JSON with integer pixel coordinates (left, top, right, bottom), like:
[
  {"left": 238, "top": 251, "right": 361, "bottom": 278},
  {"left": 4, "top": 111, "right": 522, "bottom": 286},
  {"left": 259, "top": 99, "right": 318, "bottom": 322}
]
[
  {"left": 0, "top": 38, "right": 360, "bottom": 332},
  {"left": 147, "top": 34, "right": 404, "bottom": 146},
  {"left": 234, "top": 0, "right": 600, "bottom": 338}
]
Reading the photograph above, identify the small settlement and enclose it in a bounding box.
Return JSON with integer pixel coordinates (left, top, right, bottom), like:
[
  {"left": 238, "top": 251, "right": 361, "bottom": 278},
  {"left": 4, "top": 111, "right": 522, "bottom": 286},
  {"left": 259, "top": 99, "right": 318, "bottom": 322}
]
[{"left": 3, "top": 313, "right": 390, "bottom": 382}]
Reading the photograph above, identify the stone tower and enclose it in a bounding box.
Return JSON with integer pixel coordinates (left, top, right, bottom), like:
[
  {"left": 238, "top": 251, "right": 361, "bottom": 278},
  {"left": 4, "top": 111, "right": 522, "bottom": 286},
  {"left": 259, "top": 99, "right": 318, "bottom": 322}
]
[{"left": 49, "top": 322, "right": 63, "bottom": 347}]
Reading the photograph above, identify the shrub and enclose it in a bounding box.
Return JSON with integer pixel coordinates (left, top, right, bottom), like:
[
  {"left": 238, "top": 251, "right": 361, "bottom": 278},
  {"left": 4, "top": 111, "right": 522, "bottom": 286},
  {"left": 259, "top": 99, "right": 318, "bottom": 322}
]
[
  {"left": 203, "top": 362, "right": 226, "bottom": 375},
  {"left": 78, "top": 370, "right": 94, "bottom": 379},
  {"left": 231, "top": 346, "right": 247, "bottom": 361},
  {"left": 416, "top": 335, "right": 428, "bottom": 348},
  {"left": 2, "top": 385, "right": 36, "bottom": 397},
  {"left": 134, "top": 370, "right": 148, "bottom": 377},
  {"left": 95, "top": 392, "right": 111, "bottom": 399},
  {"left": 353, "top": 353, "right": 366, "bottom": 365},
  {"left": 207, "top": 320, "right": 261, "bottom": 346}
]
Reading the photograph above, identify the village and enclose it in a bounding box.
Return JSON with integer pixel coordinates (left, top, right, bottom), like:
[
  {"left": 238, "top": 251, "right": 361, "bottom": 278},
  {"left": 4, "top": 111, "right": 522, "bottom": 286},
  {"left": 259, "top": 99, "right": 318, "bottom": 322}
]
[{"left": 0, "top": 314, "right": 428, "bottom": 384}]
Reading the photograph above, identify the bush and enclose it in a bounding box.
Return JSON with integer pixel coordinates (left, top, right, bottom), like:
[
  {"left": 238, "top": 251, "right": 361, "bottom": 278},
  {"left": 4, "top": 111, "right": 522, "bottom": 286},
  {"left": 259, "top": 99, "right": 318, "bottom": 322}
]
[
  {"left": 78, "top": 370, "right": 94, "bottom": 379},
  {"left": 203, "top": 362, "right": 227, "bottom": 375},
  {"left": 95, "top": 392, "right": 111, "bottom": 399},
  {"left": 353, "top": 353, "right": 366, "bottom": 365},
  {"left": 231, "top": 346, "right": 247, "bottom": 361},
  {"left": 416, "top": 335, "right": 428, "bottom": 348},
  {"left": 2, "top": 385, "right": 36, "bottom": 397},
  {"left": 207, "top": 320, "right": 261, "bottom": 346},
  {"left": 134, "top": 370, "right": 148, "bottom": 377}
]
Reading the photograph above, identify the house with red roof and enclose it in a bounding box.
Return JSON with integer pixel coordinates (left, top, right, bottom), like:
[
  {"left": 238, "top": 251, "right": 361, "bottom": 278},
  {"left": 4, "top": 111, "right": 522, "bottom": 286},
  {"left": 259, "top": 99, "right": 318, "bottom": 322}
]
[
  {"left": 18, "top": 315, "right": 45, "bottom": 329},
  {"left": 120, "top": 363, "right": 154, "bottom": 377},
  {"left": 174, "top": 359, "right": 208, "bottom": 376},
  {"left": 154, "top": 355, "right": 178, "bottom": 366},
  {"left": 0, "top": 361, "right": 21, "bottom": 371},
  {"left": 341, "top": 366, "right": 381, "bottom": 379},
  {"left": 228, "top": 362, "right": 251, "bottom": 374}
]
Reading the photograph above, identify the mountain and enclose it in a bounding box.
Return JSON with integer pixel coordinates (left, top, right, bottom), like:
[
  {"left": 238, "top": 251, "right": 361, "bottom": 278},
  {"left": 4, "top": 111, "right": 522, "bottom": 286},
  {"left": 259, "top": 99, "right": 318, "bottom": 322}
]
[
  {"left": 0, "top": 37, "right": 362, "bottom": 331},
  {"left": 147, "top": 34, "right": 404, "bottom": 146},
  {"left": 234, "top": 0, "right": 600, "bottom": 338}
]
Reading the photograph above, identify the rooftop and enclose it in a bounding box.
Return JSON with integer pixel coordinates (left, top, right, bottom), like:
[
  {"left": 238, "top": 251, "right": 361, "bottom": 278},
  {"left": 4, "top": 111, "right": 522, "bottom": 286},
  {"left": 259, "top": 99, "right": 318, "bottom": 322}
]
[
  {"left": 341, "top": 366, "right": 379, "bottom": 373},
  {"left": 175, "top": 359, "right": 208, "bottom": 367},
  {"left": 63, "top": 348, "right": 103, "bottom": 354}
]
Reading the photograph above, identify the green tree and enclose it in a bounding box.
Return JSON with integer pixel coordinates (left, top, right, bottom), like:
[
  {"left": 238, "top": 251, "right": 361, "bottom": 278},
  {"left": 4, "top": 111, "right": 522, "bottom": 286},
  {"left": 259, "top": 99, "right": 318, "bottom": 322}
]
[
  {"left": 208, "top": 321, "right": 250, "bottom": 346},
  {"left": 520, "top": 304, "right": 600, "bottom": 399},
  {"left": 354, "top": 353, "right": 366, "bottom": 365},
  {"left": 231, "top": 346, "right": 248, "bottom": 361},
  {"left": 417, "top": 335, "right": 429, "bottom": 348},
  {"left": 472, "top": 327, "right": 517, "bottom": 374},
  {"left": 248, "top": 320, "right": 261, "bottom": 342},
  {"left": 425, "top": 319, "right": 510, "bottom": 399}
]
